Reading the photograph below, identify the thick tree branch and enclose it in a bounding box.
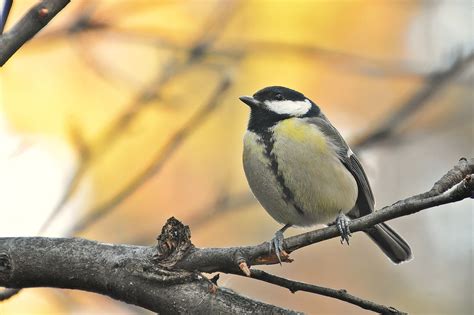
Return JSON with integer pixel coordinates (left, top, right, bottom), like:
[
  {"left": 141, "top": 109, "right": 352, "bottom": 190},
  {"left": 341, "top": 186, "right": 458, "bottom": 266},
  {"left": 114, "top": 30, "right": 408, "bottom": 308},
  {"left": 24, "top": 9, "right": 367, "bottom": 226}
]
[
  {"left": 1, "top": 158, "right": 472, "bottom": 313},
  {"left": 0, "top": 237, "right": 296, "bottom": 314},
  {"left": 0, "top": 0, "right": 70, "bottom": 66}
]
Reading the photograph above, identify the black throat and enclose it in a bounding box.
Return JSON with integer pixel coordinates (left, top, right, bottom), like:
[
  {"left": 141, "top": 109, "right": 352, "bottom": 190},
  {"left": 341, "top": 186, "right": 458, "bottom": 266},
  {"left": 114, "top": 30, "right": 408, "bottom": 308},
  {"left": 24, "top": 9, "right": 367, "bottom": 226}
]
[{"left": 247, "top": 107, "right": 289, "bottom": 134}]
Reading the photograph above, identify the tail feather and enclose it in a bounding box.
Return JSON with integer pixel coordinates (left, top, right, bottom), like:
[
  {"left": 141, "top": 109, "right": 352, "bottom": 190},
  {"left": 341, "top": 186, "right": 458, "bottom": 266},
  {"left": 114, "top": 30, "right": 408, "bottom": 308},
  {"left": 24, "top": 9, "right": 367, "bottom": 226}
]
[{"left": 365, "top": 223, "right": 412, "bottom": 264}]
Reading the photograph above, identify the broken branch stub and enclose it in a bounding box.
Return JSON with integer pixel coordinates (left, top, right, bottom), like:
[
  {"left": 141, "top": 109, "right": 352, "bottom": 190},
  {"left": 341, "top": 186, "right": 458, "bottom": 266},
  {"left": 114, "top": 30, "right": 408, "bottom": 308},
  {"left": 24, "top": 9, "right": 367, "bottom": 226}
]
[{"left": 153, "top": 217, "right": 194, "bottom": 269}]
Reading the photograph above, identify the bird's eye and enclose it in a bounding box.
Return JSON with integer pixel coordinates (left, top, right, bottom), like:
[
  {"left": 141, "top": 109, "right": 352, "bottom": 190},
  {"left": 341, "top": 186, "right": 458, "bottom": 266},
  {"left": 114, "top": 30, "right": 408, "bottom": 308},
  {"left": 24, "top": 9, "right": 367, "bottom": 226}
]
[{"left": 275, "top": 93, "right": 284, "bottom": 101}]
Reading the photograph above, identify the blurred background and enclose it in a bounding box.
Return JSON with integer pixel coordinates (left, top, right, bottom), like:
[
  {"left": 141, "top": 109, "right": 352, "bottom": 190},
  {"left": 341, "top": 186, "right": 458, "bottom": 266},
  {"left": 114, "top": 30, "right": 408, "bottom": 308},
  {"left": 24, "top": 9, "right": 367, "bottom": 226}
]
[{"left": 0, "top": 0, "right": 472, "bottom": 314}]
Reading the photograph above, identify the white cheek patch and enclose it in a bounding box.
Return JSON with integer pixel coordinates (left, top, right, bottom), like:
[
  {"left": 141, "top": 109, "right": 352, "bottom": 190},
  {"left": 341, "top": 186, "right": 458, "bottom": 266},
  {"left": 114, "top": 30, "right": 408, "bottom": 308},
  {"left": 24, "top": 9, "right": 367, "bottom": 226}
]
[{"left": 264, "top": 99, "right": 312, "bottom": 116}]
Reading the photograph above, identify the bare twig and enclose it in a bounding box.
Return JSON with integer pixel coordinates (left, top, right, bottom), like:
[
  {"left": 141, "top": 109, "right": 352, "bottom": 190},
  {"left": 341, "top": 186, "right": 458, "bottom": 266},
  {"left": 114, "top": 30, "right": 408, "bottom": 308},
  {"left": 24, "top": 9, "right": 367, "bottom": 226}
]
[
  {"left": 352, "top": 52, "right": 474, "bottom": 151},
  {"left": 38, "top": 1, "right": 236, "bottom": 235},
  {"left": 69, "top": 74, "right": 232, "bottom": 234},
  {"left": 248, "top": 269, "right": 403, "bottom": 314},
  {"left": 0, "top": 288, "right": 20, "bottom": 301},
  {"left": 241, "top": 39, "right": 416, "bottom": 78},
  {"left": 187, "top": 191, "right": 256, "bottom": 229},
  {"left": 0, "top": 0, "right": 13, "bottom": 34},
  {"left": 0, "top": 0, "right": 70, "bottom": 66}
]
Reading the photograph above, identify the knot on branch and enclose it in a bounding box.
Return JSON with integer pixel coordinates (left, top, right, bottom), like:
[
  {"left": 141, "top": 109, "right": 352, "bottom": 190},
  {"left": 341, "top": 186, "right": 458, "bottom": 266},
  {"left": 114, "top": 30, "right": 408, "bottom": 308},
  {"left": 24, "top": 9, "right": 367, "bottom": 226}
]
[
  {"left": 461, "top": 174, "right": 474, "bottom": 199},
  {"left": 153, "top": 217, "right": 194, "bottom": 268},
  {"left": 430, "top": 157, "right": 474, "bottom": 196},
  {"left": 0, "top": 252, "right": 12, "bottom": 279}
]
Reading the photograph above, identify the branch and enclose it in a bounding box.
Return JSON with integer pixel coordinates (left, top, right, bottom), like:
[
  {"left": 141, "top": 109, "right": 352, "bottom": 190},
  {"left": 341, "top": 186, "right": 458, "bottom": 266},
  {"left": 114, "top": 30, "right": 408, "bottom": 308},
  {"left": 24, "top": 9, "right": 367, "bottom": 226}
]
[
  {"left": 352, "top": 52, "right": 474, "bottom": 151},
  {"left": 0, "top": 0, "right": 13, "bottom": 34},
  {"left": 187, "top": 191, "right": 256, "bottom": 229},
  {"left": 248, "top": 269, "right": 402, "bottom": 314},
  {"left": 173, "top": 158, "right": 473, "bottom": 272},
  {"left": 0, "top": 288, "right": 19, "bottom": 301},
  {"left": 38, "top": 2, "right": 234, "bottom": 235},
  {"left": 1, "top": 158, "right": 472, "bottom": 313},
  {"left": 63, "top": 73, "right": 232, "bottom": 235},
  {"left": 0, "top": 0, "right": 70, "bottom": 66},
  {"left": 0, "top": 238, "right": 296, "bottom": 314}
]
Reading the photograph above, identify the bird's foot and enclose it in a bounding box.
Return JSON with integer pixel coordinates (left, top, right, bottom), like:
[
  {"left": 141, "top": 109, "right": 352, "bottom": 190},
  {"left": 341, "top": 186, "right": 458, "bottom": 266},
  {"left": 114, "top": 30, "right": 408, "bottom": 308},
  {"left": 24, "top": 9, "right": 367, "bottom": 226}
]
[
  {"left": 335, "top": 212, "right": 351, "bottom": 245},
  {"left": 269, "top": 230, "right": 286, "bottom": 265},
  {"left": 268, "top": 224, "right": 292, "bottom": 264}
]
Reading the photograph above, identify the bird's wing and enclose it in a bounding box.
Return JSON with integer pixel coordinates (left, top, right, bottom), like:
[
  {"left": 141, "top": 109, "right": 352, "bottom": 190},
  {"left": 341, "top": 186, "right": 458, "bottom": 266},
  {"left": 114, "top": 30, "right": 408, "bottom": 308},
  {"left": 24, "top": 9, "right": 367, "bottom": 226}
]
[{"left": 305, "top": 114, "right": 375, "bottom": 216}]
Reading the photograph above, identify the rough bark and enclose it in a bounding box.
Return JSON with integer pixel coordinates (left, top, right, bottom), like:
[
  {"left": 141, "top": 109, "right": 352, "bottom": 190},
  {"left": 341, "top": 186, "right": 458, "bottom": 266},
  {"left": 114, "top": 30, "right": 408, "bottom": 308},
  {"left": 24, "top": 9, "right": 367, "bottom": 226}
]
[{"left": 0, "top": 237, "right": 295, "bottom": 314}]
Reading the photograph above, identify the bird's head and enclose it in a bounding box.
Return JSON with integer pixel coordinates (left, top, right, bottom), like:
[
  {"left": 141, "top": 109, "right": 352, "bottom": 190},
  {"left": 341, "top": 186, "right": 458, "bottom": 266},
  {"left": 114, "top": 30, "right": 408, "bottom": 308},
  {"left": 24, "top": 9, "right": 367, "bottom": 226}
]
[{"left": 239, "top": 86, "right": 320, "bottom": 131}]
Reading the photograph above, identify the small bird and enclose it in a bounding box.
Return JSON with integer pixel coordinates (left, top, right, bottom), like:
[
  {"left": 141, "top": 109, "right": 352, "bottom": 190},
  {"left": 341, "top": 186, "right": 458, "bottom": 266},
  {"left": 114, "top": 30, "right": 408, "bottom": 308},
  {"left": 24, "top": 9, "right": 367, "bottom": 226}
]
[{"left": 239, "top": 86, "right": 412, "bottom": 264}]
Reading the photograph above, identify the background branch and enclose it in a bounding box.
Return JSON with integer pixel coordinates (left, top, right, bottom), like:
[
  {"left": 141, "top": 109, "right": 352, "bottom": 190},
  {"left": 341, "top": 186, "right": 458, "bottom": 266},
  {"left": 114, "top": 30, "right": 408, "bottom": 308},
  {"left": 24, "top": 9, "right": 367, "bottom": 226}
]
[
  {"left": 0, "top": 0, "right": 13, "bottom": 34},
  {"left": 0, "top": 0, "right": 70, "bottom": 66},
  {"left": 68, "top": 73, "right": 232, "bottom": 234},
  {"left": 352, "top": 52, "right": 474, "bottom": 151},
  {"left": 38, "top": 2, "right": 236, "bottom": 235}
]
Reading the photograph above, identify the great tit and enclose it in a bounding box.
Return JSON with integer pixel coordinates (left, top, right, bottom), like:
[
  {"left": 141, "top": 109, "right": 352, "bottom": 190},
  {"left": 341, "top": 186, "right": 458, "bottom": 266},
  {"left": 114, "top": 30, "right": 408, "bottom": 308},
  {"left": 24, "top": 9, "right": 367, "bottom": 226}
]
[{"left": 239, "top": 86, "right": 412, "bottom": 264}]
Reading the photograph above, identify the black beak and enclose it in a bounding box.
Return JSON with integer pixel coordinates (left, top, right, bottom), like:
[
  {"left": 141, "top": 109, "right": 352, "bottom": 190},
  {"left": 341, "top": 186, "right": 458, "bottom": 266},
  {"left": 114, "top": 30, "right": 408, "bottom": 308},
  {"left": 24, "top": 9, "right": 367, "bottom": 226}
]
[{"left": 239, "top": 96, "right": 261, "bottom": 108}]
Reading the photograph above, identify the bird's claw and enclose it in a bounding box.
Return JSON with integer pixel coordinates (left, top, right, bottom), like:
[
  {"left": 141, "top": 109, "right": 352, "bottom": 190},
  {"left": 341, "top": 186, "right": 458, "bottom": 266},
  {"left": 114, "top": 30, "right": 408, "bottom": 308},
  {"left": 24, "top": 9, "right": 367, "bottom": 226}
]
[
  {"left": 269, "top": 230, "right": 285, "bottom": 265},
  {"left": 336, "top": 213, "right": 351, "bottom": 245}
]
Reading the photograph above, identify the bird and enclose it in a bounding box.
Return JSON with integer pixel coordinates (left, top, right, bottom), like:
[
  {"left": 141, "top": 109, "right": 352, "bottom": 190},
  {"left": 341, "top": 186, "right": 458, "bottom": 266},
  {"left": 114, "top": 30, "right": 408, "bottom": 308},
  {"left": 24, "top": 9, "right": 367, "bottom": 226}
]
[{"left": 239, "top": 86, "right": 412, "bottom": 264}]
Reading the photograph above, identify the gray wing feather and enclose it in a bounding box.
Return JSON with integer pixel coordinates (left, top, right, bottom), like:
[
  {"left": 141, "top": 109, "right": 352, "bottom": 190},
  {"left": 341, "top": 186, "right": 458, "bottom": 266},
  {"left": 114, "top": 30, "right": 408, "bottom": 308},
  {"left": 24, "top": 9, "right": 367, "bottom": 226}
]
[
  {"left": 346, "top": 153, "right": 375, "bottom": 216},
  {"left": 305, "top": 115, "right": 413, "bottom": 264},
  {"left": 305, "top": 114, "right": 375, "bottom": 216}
]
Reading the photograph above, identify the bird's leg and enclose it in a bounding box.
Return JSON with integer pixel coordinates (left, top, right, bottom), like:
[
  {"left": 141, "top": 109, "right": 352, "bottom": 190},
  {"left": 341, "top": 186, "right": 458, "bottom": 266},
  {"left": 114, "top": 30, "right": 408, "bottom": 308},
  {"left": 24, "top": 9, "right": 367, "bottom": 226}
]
[
  {"left": 269, "top": 223, "right": 291, "bottom": 265},
  {"left": 335, "top": 212, "right": 352, "bottom": 245}
]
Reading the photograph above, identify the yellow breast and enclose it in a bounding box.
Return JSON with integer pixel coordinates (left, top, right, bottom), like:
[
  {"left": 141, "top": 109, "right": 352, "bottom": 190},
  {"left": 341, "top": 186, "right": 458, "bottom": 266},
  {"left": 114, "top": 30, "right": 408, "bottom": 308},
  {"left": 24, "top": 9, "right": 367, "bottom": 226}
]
[
  {"left": 275, "top": 118, "right": 329, "bottom": 152},
  {"left": 271, "top": 118, "right": 358, "bottom": 225}
]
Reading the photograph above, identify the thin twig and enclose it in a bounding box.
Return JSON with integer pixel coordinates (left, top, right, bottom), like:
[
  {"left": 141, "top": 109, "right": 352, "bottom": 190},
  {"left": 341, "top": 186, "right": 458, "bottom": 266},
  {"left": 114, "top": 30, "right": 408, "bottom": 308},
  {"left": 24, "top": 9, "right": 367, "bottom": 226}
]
[
  {"left": 69, "top": 74, "right": 232, "bottom": 234},
  {"left": 247, "top": 269, "right": 403, "bottom": 314},
  {"left": 0, "top": 288, "right": 20, "bottom": 301},
  {"left": 352, "top": 52, "right": 474, "bottom": 151},
  {"left": 0, "top": 0, "right": 70, "bottom": 66},
  {"left": 187, "top": 191, "right": 255, "bottom": 229},
  {"left": 241, "top": 39, "right": 416, "bottom": 78},
  {"left": 38, "top": 1, "right": 236, "bottom": 235},
  {"left": 0, "top": 0, "right": 13, "bottom": 34},
  {"left": 128, "top": 191, "right": 256, "bottom": 245}
]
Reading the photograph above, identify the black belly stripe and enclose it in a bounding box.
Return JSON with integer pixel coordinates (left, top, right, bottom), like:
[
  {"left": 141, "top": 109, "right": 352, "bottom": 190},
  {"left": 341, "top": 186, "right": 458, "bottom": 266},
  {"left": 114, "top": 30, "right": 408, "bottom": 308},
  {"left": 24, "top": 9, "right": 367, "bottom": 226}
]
[{"left": 259, "top": 130, "right": 305, "bottom": 215}]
